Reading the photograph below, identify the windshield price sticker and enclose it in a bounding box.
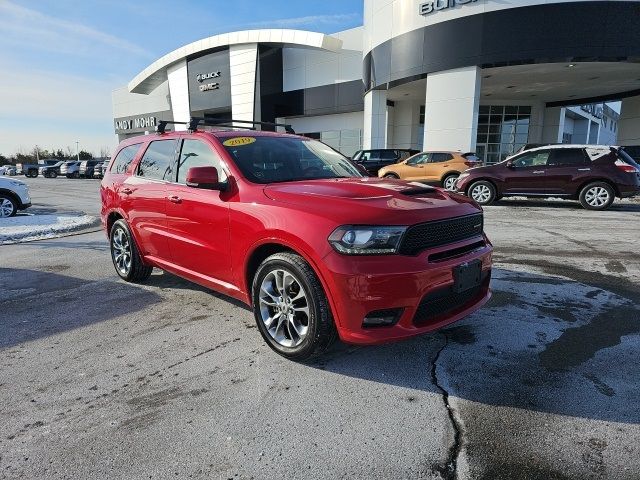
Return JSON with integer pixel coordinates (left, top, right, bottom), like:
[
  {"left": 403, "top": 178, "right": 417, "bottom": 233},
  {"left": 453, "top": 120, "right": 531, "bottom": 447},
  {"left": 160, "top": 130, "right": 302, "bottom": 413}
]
[{"left": 223, "top": 137, "right": 256, "bottom": 147}]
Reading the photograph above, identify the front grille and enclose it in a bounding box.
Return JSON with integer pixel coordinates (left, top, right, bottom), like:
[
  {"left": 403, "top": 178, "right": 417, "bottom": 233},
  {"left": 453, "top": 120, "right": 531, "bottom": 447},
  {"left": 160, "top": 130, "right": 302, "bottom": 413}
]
[
  {"left": 399, "top": 213, "right": 483, "bottom": 255},
  {"left": 412, "top": 271, "right": 490, "bottom": 327}
]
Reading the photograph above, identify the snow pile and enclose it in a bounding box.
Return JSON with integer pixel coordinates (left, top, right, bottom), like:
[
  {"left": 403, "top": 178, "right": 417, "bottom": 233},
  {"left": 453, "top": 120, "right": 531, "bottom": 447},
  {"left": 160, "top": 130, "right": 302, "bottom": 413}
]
[{"left": 0, "top": 214, "right": 99, "bottom": 244}]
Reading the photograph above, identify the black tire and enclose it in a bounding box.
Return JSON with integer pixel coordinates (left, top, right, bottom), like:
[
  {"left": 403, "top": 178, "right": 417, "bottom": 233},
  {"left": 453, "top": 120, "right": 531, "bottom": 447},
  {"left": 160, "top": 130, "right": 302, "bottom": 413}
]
[
  {"left": 109, "top": 219, "right": 153, "bottom": 282},
  {"left": 252, "top": 252, "right": 336, "bottom": 360},
  {"left": 73, "top": 172, "right": 80, "bottom": 179},
  {"left": 579, "top": 182, "right": 615, "bottom": 210},
  {"left": 383, "top": 173, "right": 399, "bottom": 179},
  {"left": 0, "top": 194, "right": 18, "bottom": 218},
  {"left": 468, "top": 180, "right": 496, "bottom": 205},
  {"left": 50, "top": 171, "right": 57, "bottom": 178},
  {"left": 442, "top": 173, "right": 459, "bottom": 191}
]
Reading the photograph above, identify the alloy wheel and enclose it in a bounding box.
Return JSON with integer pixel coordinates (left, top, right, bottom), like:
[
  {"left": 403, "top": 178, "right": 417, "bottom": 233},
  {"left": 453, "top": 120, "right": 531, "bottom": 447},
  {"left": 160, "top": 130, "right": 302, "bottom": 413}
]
[
  {"left": 471, "top": 184, "right": 491, "bottom": 203},
  {"left": 258, "top": 269, "right": 310, "bottom": 348},
  {"left": 111, "top": 227, "right": 132, "bottom": 275},
  {"left": 444, "top": 176, "right": 458, "bottom": 191},
  {"left": 584, "top": 186, "right": 610, "bottom": 208},
  {"left": 0, "top": 198, "right": 15, "bottom": 217}
]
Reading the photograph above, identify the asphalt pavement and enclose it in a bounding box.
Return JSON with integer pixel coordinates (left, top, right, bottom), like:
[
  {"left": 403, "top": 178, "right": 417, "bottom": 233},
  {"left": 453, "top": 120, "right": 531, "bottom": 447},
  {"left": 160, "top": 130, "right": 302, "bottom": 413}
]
[{"left": 1, "top": 178, "right": 639, "bottom": 479}]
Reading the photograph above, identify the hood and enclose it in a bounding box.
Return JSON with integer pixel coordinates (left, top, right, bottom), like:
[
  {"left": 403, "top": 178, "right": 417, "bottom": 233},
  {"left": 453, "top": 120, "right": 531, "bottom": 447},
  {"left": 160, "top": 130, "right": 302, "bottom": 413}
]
[
  {"left": 263, "top": 177, "right": 480, "bottom": 224},
  {"left": 0, "top": 177, "right": 25, "bottom": 186}
]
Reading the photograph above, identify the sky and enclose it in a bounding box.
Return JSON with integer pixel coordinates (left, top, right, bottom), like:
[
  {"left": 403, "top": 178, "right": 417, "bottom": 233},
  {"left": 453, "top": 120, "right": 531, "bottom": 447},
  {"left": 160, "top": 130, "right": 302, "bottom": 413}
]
[{"left": 0, "top": 0, "right": 363, "bottom": 157}]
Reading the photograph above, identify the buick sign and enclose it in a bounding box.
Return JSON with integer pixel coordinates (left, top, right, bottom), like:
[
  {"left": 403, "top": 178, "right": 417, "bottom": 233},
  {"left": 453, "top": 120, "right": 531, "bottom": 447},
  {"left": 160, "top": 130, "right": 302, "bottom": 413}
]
[
  {"left": 419, "top": 0, "right": 478, "bottom": 16},
  {"left": 196, "top": 71, "right": 221, "bottom": 82}
]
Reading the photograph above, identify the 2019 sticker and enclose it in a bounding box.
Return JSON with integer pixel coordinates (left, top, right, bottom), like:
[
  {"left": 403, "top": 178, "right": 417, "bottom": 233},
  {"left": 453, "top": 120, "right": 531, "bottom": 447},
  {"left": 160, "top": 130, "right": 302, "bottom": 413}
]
[{"left": 223, "top": 137, "right": 256, "bottom": 147}]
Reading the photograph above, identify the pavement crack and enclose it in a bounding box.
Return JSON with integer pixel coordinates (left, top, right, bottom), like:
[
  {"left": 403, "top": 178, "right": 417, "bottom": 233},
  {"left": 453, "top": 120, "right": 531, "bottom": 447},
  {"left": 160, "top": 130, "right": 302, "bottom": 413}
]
[{"left": 431, "top": 333, "right": 463, "bottom": 480}]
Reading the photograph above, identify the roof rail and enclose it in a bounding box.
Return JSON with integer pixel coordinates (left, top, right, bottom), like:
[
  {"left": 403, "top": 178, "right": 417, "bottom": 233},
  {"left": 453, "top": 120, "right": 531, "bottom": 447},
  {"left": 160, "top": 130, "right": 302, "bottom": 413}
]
[
  {"left": 189, "top": 117, "right": 296, "bottom": 134},
  {"left": 156, "top": 118, "right": 295, "bottom": 134}
]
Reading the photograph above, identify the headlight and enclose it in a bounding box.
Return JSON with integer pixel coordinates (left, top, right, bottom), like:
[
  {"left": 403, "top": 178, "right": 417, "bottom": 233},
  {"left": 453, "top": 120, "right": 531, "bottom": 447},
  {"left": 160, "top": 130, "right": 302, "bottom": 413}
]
[
  {"left": 458, "top": 173, "right": 470, "bottom": 180},
  {"left": 328, "top": 225, "right": 407, "bottom": 255},
  {"left": 9, "top": 180, "right": 25, "bottom": 187}
]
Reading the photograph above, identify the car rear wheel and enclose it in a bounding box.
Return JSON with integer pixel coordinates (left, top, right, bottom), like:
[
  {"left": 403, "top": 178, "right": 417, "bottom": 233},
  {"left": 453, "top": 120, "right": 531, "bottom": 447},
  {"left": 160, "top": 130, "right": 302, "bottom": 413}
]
[
  {"left": 110, "top": 219, "right": 153, "bottom": 282},
  {"left": 383, "top": 173, "right": 399, "bottom": 179},
  {"left": 0, "top": 194, "right": 17, "bottom": 217},
  {"left": 442, "top": 174, "right": 459, "bottom": 191},
  {"left": 579, "top": 182, "right": 614, "bottom": 210},
  {"left": 50, "top": 171, "right": 57, "bottom": 178},
  {"left": 252, "top": 252, "right": 336, "bottom": 361},
  {"left": 468, "top": 180, "right": 496, "bottom": 205}
]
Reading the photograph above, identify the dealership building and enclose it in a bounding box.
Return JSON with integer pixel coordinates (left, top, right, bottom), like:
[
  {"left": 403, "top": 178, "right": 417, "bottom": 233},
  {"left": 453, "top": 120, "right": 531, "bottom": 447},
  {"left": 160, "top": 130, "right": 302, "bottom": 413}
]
[{"left": 113, "top": 0, "right": 640, "bottom": 162}]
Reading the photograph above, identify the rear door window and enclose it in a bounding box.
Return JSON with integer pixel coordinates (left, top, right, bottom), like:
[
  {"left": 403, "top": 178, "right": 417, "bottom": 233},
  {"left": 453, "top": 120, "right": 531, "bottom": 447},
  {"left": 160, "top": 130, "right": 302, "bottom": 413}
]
[
  {"left": 110, "top": 144, "right": 141, "bottom": 174},
  {"left": 379, "top": 150, "right": 398, "bottom": 160},
  {"left": 430, "top": 153, "right": 453, "bottom": 163},
  {"left": 548, "top": 149, "right": 588, "bottom": 166},
  {"left": 137, "top": 140, "right": 177, "bottom": 181}
]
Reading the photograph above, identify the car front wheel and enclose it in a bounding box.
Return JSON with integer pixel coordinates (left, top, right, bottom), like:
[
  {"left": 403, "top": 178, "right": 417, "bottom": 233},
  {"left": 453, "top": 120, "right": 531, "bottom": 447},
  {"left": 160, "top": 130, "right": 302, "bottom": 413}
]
[
  {"left": 252, "top": 252, "right": 336, "bottom": 360},
  {"left": 579, "top": 182, "right": 615, "bottom": 210},
  {"left": 0, "top": 194, "right": 17, "bottom": 217},
  {"left": 110, "top": 219, "right": 153, "bottom": 282},
  {"left": 468, "top": 180, "right": 496, "bottom": 205}
]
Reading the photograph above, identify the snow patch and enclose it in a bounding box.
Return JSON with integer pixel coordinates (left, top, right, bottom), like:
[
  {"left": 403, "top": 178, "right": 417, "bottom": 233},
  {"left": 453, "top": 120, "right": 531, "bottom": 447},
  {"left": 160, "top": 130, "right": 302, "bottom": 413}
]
[{"left": 0, "top": 214, "right": 99, "bottom": 244}]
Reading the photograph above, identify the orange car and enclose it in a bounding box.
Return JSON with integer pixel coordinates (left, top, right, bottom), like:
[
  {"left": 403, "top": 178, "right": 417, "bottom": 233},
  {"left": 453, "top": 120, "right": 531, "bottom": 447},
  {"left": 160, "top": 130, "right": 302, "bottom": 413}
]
[{"left": 378, "top": 151, "right": 480, "bottom": 190}]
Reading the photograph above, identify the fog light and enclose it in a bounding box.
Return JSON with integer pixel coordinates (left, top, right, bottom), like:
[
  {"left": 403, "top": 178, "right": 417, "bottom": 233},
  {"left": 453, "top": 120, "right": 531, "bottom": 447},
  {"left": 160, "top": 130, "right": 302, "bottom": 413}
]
[{"left": 362, "top": 308, "right": 404, "bottom": 328}]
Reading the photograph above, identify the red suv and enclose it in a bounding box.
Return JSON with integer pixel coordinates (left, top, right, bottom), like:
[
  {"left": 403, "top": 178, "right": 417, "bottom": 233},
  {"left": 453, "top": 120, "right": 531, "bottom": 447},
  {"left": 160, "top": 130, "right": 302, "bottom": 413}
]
[
  {"left": 101, "top": 122, "right": 492, "bottom": 359},
  {"left": 455, "top": 145, "right": 640, "bottom": 210}
]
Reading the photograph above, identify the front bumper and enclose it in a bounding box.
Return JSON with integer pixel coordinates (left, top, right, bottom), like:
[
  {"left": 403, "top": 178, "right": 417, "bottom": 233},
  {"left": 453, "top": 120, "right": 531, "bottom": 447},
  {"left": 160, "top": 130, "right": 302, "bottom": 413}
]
[{"left": 319, "top": 237, "right": 492, "bottom": 345}]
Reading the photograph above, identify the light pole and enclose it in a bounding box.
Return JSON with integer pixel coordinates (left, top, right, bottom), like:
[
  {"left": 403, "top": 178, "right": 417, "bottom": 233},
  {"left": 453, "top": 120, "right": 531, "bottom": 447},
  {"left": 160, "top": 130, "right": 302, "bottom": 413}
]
[{"left": 75, "top": 141, "right": 79, "bottom": 161}]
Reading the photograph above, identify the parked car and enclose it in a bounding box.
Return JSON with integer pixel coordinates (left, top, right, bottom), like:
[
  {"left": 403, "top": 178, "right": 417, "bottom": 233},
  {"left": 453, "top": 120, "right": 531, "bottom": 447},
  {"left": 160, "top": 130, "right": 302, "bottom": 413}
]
[
  {"left": 351, "top": 149, "right": 419, "bottom": 175},
  {"left": 79, "top": 160, "right": 101, "bottom": 178},
  {"left": 101, "top": 123, "right": 492, "bottom": 360},
  {"left": 93, "top": 162, "right": 105, "bottom": 179},
  {"left": 16, "top": 158, "right": 59, "bottom": 177},
  {"left": 60, "top": 161, "right": 81, "bottom": 178},
  {"left": 1, "top": 165, "right": 17, "bottom": 176},
  {"left": 378, "top": 151, "right": 481, "bottom": 190},
  {"left": 39, "top": 161, "right": 65, "bottom": 178},
  {"left": 455, "top": 145, "right": 640, "bottom": 210},
  {"left": 0, "top": 176, "right": 31, "bottom": 217}
]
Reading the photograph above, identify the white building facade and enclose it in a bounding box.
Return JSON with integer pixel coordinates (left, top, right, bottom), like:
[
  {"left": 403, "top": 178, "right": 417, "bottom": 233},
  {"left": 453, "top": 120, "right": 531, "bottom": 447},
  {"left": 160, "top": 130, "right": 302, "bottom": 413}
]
[{"left": 113, "top": 0, "right": 640, "bottom": 162}]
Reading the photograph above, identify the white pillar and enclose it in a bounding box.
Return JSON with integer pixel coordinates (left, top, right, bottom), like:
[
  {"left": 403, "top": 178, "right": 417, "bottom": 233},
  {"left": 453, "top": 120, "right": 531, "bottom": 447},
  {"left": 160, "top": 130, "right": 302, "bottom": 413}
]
[
  {"left": 229, "top": 44, "right": 258, "bottom": 126},
  {"left": 423, "top": 66, "right": 480, "bottom": 152},
  {"left": 363, "top": 89, "right": 389, "bottom": 149},
  {"left": 618, "top": 96, "right": 640, "bottom": 146},
  {"left": 542, "top": 107, "right": 565, "bottom": 143},
  {"left": 167, "top": 60, "right": 190, "bottom": 131}
]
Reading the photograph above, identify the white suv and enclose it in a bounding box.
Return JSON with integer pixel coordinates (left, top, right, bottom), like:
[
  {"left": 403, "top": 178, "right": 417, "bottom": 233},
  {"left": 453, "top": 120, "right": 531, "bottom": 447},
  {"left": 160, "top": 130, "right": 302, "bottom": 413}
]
[{"left": 0, "top": 177, "right": 31, "bottom": 217}]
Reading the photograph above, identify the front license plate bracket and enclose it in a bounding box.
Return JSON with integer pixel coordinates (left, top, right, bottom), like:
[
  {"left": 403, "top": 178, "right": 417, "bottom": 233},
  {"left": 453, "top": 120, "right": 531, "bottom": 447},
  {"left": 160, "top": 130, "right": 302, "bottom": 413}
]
[{"left": 453, "top": 259, "right": 482, "bottom": 293}]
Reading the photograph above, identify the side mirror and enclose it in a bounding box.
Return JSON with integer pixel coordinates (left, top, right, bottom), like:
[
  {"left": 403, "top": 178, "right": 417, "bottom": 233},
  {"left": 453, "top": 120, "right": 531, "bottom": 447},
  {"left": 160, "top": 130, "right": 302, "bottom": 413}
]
[
  {"left": 186, "top": 166, "right": 225, "bottom": 190},
  {"left": 506, "top": 160, "right": 515, "bottom": 169}
]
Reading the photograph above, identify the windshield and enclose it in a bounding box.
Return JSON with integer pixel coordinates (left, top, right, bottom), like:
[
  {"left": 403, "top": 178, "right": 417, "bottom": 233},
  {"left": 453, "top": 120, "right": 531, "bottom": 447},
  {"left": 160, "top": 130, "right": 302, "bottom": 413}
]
[{"left": 220, "top": 136, "right": 363, "bottom": 184}]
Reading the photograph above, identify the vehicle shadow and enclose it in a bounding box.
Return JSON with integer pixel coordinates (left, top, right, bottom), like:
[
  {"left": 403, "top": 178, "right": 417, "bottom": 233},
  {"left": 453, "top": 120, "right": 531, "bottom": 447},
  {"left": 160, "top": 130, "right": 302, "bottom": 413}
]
[
  {"left": 307, "top": 267, "right": 640, "bottom": 425},
  {"left": 490, "top": 198, "right": 640, "bottom": 212},
  {"left": 145, "top": 270, "right": 252, "bottom": 311},
  {"left": 0, "top": 267, "right": 164, "bottom": 349}
]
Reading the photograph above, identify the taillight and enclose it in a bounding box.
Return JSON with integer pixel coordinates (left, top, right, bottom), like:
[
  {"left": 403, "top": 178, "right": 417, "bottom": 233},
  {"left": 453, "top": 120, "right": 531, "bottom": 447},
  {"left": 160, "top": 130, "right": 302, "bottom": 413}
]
[
  {"left": 615, "top": 159, "right": 640, "bottom": 173},
  {"left": 464, "top": 161, "right": 479, "bottom": 167}
]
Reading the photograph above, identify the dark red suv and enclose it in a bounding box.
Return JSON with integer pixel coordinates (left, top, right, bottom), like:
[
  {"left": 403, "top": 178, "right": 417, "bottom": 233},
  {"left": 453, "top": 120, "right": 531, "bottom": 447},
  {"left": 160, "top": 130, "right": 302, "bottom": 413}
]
[
  {"left": 455, "top": 145, "right": 640, "bottom": 210},
  {"left": 101, "top": 122, "right": 492, "bottom": 359}
]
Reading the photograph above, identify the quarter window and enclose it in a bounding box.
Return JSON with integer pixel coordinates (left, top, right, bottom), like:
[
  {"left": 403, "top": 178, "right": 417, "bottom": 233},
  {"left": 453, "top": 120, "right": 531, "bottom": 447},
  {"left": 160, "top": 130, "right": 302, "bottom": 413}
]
[
  {"left": 137, "top": 140, "right": 177, "bottom": 181},
  {"left": 177, "top": 139, "right": 227, "bottom": 184},
  {"left": 110, "top": 144, "right": 141, "bottom": 174}
]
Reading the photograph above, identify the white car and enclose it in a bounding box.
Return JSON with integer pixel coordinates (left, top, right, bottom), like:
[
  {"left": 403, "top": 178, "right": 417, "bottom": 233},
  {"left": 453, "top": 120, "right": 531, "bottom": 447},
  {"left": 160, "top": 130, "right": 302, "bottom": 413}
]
[{"left": 0, "top": 176, "right": 31, "bottom": 217}]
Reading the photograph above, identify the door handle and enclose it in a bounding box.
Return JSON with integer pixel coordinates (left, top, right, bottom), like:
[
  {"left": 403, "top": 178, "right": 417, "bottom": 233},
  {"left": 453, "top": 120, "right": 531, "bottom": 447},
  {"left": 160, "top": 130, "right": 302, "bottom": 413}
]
[
  {"left": 121, "top": 188, "right": 133, "bottom": 195},
  {"left": 578, "top": 168, "right": 591, "bottom": 171},
  {"left": 168, "top": 195, "right": 182, "bottom": 204},
  {"left": 532, "top": 170, "right": 545, "bottom": 174}
]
